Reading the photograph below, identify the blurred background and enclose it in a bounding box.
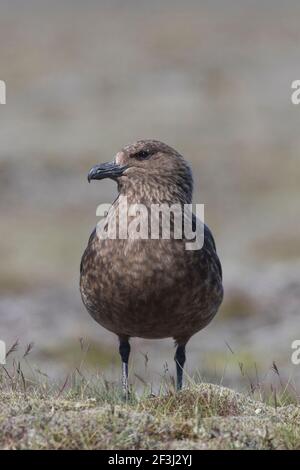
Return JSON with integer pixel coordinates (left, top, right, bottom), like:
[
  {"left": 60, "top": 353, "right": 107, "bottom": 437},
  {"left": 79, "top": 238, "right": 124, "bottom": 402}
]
[{"left": 1, "top": 0, "right": 300, "bottom": 395}]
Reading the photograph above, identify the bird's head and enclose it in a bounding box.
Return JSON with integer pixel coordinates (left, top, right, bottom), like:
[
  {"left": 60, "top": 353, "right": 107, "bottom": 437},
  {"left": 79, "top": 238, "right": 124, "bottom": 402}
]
[{"left": 88, "top": 139, "right": 193, "bottom": 203}]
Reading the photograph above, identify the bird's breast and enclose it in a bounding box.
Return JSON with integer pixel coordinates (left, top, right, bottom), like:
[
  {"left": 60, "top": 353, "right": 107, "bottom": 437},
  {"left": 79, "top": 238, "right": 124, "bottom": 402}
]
[{"left": 80, "top": 234, "right": 222, "bottom": 339}]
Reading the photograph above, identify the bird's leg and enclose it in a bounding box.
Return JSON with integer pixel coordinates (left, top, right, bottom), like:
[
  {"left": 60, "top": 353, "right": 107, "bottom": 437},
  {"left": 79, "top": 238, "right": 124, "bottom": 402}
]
[
  {"left": 174, "top": 344, "right": 186, "bottom": 391},
  {"left": 119, "top": 336, "right": 131, "bottom": 397}
]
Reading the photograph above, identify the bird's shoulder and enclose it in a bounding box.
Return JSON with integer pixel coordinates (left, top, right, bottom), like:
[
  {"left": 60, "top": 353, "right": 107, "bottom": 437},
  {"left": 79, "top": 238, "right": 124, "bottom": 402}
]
[
  {"left": 80, "top": 227, "right": 97, "bottom": 275},
  {"left": 87, "top": 227, "right": 97, "bottom": 245},
  {"left": 203, "top": 223, "right": 222, "bottom": 281},
  {"left": 191, "top": 214, "right": 222, "bottom": 281}
]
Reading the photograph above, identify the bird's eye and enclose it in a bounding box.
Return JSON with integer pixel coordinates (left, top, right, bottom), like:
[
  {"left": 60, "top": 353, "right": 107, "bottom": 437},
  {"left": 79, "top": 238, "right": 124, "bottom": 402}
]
[{"left": 134, "top": 150, "right": 150, "bottom": 160}]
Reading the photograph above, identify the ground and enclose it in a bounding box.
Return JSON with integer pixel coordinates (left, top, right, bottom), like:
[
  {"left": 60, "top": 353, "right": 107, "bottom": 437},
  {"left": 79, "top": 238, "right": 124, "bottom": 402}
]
[{"left": 1, "top": 380, "right": 299, "bottom": 450}]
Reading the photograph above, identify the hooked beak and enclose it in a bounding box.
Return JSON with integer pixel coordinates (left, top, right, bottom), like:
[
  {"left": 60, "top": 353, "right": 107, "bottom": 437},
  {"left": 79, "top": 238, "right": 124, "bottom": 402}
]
[{"left": 87, "top": 161, "right": 128, "bottom": 183}]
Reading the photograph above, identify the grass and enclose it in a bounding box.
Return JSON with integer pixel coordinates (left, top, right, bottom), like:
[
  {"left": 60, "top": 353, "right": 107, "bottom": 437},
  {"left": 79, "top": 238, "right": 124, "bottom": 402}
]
[{"left": 1, "top": 342, "right": 300, "bottom": 450}]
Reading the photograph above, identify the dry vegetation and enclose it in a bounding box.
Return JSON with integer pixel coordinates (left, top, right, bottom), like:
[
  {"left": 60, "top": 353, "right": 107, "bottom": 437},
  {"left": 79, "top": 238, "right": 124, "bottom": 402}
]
[
  {"left": 1, "top": 1, "right": 300, "bottom": 391},
  {"left": 1, "top": 382, "right": 300, "bottom": 450},
  {"left": 1, "top": 344, "right": 300, "bottom": 450}
]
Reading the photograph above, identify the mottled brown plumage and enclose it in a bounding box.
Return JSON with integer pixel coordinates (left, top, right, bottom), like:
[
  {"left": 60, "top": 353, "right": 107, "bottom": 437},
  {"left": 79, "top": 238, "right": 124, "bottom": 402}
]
[{"left": 80, "top": 140, "right": 223, "bottom": 391}]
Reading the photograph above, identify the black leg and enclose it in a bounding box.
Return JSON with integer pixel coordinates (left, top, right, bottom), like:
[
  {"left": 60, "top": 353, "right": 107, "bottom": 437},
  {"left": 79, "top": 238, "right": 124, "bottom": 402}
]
[
  {"left": 119, "top": 337, "right": 131, "bottom": 396},
  {"left": 174, "top": 344, "right": 186, "bottom": 391}
]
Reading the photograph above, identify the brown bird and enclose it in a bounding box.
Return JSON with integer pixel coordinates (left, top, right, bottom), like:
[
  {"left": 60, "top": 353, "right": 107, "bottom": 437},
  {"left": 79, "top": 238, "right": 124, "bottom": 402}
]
[{"left": 80, "top": 140, "right": 223, "bottom": 392}]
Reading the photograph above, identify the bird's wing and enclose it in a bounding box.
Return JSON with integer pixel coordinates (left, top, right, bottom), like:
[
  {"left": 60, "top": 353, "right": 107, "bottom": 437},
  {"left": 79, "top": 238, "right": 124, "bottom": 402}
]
[
  {"left": 88, "top": 227, "right": 97, "bottom": 245},
  {"left": 80, "top": 227, "right": 97, "bottom": 275},
  {"left": 191, "top": 213, "right": 222, "bottom": 281},
  {"left": 204, "top": 224, "right": 222, "bottom": 280}
]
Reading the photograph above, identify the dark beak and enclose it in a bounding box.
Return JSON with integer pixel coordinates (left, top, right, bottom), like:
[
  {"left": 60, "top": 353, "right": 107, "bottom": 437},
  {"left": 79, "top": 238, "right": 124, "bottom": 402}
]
[{"left": 88, "top": 162, "right": 128, "bottom": 183}]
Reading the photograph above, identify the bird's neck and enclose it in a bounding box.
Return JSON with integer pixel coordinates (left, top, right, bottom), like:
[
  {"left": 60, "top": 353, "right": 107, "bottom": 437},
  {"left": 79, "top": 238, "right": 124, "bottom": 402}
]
[{"left": 117, "top": 178, "right": 193, "bottom": 206}]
